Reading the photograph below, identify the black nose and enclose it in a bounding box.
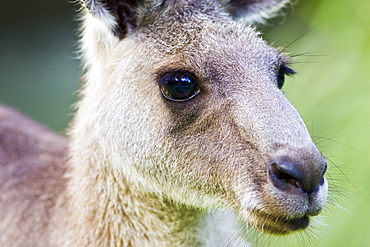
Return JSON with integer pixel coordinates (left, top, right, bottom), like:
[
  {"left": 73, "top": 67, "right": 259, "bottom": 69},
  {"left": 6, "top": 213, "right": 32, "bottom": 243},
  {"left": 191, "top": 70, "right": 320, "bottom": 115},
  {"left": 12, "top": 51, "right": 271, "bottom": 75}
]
[{"left": 268, "top": 156, "right": 327, "bottom": 194}]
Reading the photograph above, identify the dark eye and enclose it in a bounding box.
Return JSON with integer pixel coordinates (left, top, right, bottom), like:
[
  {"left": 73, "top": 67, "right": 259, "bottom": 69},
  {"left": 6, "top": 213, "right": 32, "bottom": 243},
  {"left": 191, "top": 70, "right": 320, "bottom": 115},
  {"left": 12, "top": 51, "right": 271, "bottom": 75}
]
[
  {"left": 158, "top": 71, "right": 201, "bottom": 101},
  {"left": 277, "top": 65, "right": 296, "bottom": 89}
]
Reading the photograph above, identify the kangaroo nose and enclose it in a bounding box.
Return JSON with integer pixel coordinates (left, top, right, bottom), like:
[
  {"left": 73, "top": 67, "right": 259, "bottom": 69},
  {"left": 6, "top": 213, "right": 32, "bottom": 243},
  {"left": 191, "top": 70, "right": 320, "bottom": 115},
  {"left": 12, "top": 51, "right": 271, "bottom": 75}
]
[{"left": 268, "top": 157, "right": 327, "bottom": 194}]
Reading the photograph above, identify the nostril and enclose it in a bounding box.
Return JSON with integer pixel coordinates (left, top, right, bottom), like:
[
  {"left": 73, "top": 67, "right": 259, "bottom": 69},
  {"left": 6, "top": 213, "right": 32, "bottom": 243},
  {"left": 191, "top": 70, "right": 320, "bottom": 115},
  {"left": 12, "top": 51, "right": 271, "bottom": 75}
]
[
  {"left": 269, "top": 162, "right": 303, "bottom": 190},
  {"left": 268, "top": 158, "right": 326, "bottom": 194},
  {"left": 322, "top": 162, "right": 328, "bottom": 177}
]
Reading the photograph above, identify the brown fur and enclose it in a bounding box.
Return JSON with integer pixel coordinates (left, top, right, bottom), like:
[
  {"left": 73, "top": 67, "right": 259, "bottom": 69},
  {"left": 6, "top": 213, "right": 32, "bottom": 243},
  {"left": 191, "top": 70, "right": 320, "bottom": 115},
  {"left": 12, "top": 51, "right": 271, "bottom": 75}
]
[
  {"left": 0, "top": 0, "right": 328, "bottom": 246},
  {"left": 0, "top": 105, "right": 67, "bottom": 246}
]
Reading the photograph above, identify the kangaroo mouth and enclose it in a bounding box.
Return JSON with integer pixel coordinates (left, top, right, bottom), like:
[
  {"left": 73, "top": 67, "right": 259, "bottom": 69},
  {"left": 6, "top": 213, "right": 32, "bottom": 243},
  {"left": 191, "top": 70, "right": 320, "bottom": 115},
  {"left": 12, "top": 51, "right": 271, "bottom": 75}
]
[{"left": 250, "top": 211, "right": 310, "bottom": 235}]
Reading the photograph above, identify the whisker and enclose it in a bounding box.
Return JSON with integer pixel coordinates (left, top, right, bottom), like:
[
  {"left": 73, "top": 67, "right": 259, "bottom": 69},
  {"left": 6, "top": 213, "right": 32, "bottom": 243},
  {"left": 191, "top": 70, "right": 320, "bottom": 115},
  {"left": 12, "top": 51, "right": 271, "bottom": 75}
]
[
  {"left": 313, "top": 136, "right": 361, "bottom": 152},
  {"left": 326, "top": 157, "right": 360, "bottom": 196},
  {"left": 278, "top": 26, "right": 318, "bottom": 55}
]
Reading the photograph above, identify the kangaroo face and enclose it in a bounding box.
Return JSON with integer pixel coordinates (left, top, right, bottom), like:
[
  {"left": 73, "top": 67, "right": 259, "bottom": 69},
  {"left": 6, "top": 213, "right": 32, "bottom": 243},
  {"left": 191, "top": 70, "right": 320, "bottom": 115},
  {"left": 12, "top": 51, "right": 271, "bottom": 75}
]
[{"left": 77, "top": 0, "right": 328, "bottom": 235}]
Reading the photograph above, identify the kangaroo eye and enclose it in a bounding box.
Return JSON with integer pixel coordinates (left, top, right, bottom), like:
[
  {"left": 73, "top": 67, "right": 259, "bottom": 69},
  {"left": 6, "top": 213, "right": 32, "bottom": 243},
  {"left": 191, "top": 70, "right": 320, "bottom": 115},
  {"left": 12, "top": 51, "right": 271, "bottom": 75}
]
[
  {"left": 159, "top": 71, "right": 201, "bottom": 101},
  {"left": 277, "top": 65, "right": 296, "bottom": 89}
]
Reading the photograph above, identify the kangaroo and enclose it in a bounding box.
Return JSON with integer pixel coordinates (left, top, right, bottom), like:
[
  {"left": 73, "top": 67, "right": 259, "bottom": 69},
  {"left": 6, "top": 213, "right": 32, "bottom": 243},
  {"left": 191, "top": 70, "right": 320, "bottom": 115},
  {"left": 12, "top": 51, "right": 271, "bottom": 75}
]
[{"left": 0, "top": 0, "right": 328, "bottom": 246}]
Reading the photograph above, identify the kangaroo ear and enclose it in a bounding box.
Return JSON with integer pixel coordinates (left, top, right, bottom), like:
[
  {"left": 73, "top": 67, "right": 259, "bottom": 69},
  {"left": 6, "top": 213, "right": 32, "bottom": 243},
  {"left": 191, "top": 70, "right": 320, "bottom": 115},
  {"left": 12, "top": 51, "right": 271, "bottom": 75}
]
[
  {"left": 81, "top": 0, "right": 144, "bottom": 39},
  {"left": 225, "top": 0, "right": 292, "bottom": 23}
]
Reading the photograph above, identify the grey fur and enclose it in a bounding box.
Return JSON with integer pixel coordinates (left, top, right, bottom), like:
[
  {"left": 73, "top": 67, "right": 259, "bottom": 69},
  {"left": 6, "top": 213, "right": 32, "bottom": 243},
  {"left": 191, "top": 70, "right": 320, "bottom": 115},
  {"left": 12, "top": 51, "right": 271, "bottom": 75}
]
[{"left": 0, "top": 0, "right": 327, "bottom": 246}]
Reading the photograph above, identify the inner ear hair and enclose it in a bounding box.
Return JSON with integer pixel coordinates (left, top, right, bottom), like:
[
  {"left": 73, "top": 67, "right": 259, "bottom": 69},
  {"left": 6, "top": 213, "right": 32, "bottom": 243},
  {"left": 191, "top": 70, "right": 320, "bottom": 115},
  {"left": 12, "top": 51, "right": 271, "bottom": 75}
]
[
  {"left": 82, "top": 0, "right": 145, "bottom": 39},
  {"left": 106, "top": 0, "right": 144, "bottom": 39},
  {"left": 225, "top": 0, "right": 292, "bottom": 23}
]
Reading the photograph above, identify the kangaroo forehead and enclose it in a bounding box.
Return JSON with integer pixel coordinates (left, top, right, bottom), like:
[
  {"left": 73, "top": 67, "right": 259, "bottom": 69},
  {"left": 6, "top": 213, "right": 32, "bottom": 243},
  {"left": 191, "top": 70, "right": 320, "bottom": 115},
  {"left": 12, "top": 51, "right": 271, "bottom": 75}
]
[
  {"left": 136, "top": 3, "right": 275, "bottom": 53},
  {"left": 137, "top": 20, "right": 283, "bottom": 68}
]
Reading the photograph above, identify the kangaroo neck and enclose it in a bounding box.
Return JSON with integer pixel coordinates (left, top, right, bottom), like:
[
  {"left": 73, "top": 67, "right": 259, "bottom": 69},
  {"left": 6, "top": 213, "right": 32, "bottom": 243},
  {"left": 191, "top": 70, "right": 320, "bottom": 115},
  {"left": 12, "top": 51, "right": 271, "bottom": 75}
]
[{"left": 63, "top": 150, "right": 209, "bottom": 247}]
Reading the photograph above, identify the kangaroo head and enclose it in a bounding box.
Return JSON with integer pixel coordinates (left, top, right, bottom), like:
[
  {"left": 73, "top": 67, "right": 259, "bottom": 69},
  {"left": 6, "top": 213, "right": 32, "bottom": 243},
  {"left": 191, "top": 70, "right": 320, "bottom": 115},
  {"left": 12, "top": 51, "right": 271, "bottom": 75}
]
[{"left": 73, "top": 0, "right": 328, "bottom": 235}]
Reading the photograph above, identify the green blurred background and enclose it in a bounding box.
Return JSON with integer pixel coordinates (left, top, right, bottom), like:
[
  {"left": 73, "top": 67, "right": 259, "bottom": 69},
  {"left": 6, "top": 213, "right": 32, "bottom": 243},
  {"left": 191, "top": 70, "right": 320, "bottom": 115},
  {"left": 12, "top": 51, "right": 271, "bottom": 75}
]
[{"left": 0, "top": 0, "right": 369, "bottom": 246}]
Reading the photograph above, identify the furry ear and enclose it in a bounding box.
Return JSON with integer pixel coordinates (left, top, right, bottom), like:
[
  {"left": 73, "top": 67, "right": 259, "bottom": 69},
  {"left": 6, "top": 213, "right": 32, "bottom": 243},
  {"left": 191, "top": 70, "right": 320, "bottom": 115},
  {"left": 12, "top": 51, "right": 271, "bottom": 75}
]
[
  {"left": 81, "top": 0, "right": 292, "bottom": 38},
  {"left": 225, "top": 0, "right": 292, "bottom": 23},
  {"left": 81, "top": 0, "right": 145, "bottom": 39}
]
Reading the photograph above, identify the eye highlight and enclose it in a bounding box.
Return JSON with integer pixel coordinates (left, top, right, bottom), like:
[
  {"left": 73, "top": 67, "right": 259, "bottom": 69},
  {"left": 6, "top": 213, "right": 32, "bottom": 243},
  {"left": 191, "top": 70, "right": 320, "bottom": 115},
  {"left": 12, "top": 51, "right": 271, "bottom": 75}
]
[
  {"left": 277, "top": 65, "right": 296, "bottom": 89},
  {"left": 158, "top": 71, "right": 201, "bottom": 101}
]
